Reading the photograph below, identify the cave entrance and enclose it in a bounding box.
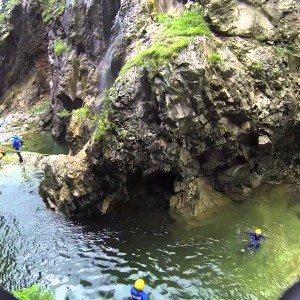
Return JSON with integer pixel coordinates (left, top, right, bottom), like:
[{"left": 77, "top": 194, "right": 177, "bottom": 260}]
[
  {"left": 125, "top": 170, "right": 177, "bottom": 210},
  {"left": 57, "top": 93, "right": 83, "bottom": 111}
]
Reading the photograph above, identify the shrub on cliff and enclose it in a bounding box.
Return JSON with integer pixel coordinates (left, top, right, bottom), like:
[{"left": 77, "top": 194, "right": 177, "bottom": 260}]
[
  {"left": 208, "top": 53, "right": 223, "bottom": 66},
  {"left": 72, "top": 107, "right": 91, "bottom": 121},
  {"left": 121, "top": 37, "right": 190, "bottom": 75},
  {"left": 157, "top": 8, "right": 210, "bottom": 36},
  {"left": 0, "top": 0, "right": 20, "bottom": 32},
  {"left": 94, "top": 88, "right": 115, "bottom": 142},
  {"left": 13, "top": 284, "right": 54, "bottom": 300},
  {"left": 39, "top": 0, "right": 66, "bottom": 24},
  {"left": 54, "top": 38, "right": 68, "bottom": 56},
  {"left": 121, "top": 8, "right": 210, "bottom": 75},
  {"left": 31, "top": 102, "right": 50, "bottom": 114}
]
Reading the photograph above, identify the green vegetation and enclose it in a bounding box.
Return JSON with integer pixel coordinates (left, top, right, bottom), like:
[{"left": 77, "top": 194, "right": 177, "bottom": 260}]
[
  {"left": 39, "top": 0, "right": 66, "bottom": 24},
  {"left": 1, "top": 155, "right": 18, "bottom": 163},
  {"left": 13, "top": 284, "right": 54, "bottom": 300},
  {"left": 54, "top": 38, "right": 68, "bottom": 56},
  {"left": 120, "top": 129, "right": 129, "bottom": 139},
  {"left": 58, "top": 109, "right": 72, "bottom": 118},
  {"left": 275, "top": 44, "right": 298, "bottom": 57},
  {"left": 0, "top": 13, "right": 7, "bottom": 25},
  {"left": 121, "top": 8, "right": 210, "bottom": 75},
  {"left": 31, "top": 102, "right": 50, "bottom": 114},
  {"left": 208, "top": 53, "right": 223, "bottom": 66},
  {"left": 94, "top": 110, "right": 112, "bottom": 141},
  {"left": 121, "top": 37, "right": 190, "bottom": 75},
  {"left": 0, "top": 0, "right": 20, "bottom": 27},
  {"left": 94, "top": 89, "right": 115, "bottom": 142},
  {"left": 250, "top": 62, "right": 264, "bottom": 73},
  {"left": 0, "top": 0, "right": 66, "bottom": 26},
  {"left": 58, "top": 107, "right": 90, "bottom": 121},
  {"left": 157, "top": 9, "right": 211, "bottom": 36},
  {"left": 255, "top": 34, "right": 268, "bottom": 42},
  {"left": 72, "top": 107, "right": 90, "bottom": 121}
]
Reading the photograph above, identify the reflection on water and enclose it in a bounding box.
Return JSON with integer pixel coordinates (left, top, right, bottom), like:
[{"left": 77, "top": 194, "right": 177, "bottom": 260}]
[
  {"left": 23, "top": 131, "right": 68, "bottom": 155},
  {"left": 0, "top": 165, "right": 300, "bottom": 299}
]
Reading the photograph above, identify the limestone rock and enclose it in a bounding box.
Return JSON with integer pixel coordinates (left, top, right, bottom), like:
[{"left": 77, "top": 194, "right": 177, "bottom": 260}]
[{"left": 40, "top": 0, "right": 300, "bottom": 219}]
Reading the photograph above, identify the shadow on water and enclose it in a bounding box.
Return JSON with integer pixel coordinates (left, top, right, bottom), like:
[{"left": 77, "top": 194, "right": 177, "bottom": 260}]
[{"left": 1, "top": 164, "right": 300, "bottom": 299}]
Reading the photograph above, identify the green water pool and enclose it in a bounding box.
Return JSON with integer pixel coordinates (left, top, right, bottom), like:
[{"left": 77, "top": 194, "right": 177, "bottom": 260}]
[{"left": 0, "top": 163, "right": 299, "bottom": 299}]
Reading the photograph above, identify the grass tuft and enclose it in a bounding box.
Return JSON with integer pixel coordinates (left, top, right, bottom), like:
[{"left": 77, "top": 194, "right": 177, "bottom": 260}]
[
  {"left": 54, "top": 38, "right": 68, "bottom": 56},
  {"left": 94, "top": 89, "right": 116, "bottom": 142},
  {"left": 72, "top": 107, "right": 90, "bottom": 121},
  {"left": 40, "top": 0, "right": 66, "bottom": 24},
  {"left": 57, "top": 109, "right": 72, "bottom": 118},
  {"left": 31, "top": 103, "right": 50, "bottom": 114},
  {"left": 121, "top": 37, "right": 190, "bottom": 75},
  {"left": 121, "top": 8, "right": 210, "bottom": 75},
  {"left": 13, "top": 284, "right": 55, "bottom": 300},
  {"left": 208, "top": 53, "right": 223, "bottom": 66},
  {"left": 157, "top": 9, "right": 211, "bottom": 36}
]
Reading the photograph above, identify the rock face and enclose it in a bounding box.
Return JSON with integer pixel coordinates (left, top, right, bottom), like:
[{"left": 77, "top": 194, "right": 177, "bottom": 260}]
[
  {"left": 49, "top": 0, "right": 121, "bottom": 141},
  {"left": 0, "top": 2, "right": 46, "bottom": 96},
  {"left": 0, "top": 1, "right": 50, "bottom": 113},
  {"left": 2, "top": 0, "right": 300, "bottom": 219},
  {"left": 0, "top": 0, "right": 121, "bottom": 148},
  {"left": 206, "top": 0, "right": 300, "bottom": 41},
  {"left": 39, "top": 0, "right": 300, "bottom": 219}
]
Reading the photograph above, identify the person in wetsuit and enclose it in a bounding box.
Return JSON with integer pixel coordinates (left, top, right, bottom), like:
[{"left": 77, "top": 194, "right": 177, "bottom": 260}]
[
  {"left": 12, "top": 135, "right": 23, "bottom": 163},
  {"left": 242, "top": 228, "right": 265, "bottom": 254},
  {"left": 131, "top": 279, "right": 148, "bottom": 300}
]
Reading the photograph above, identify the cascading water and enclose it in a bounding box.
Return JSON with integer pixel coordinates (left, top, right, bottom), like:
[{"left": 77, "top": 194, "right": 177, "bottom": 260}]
[
  {"left": 94, "top": 0, "right": 183, "bottom": 115},
  {"left": 98, "top": 12, "right": 123, "bottom": 95},
  {"left": 94, "top": 10, "right": 123, "bottom": 114}
]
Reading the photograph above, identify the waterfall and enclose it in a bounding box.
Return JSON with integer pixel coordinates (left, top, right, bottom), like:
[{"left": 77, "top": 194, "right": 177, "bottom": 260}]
[
  {"left": 93, "top": 10, "right": 123, "bottom": 114},
  {"left": 98, "top": 11, "right": 123, "bottom": 95}
]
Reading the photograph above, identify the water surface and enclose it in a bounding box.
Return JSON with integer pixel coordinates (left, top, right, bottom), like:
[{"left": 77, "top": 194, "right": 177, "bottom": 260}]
[
  {"left": 0, "top": 164, "right": 299, "bottom": 299},
  {"left": 23, "top": 131, "right": 68, "bottom": 155}
]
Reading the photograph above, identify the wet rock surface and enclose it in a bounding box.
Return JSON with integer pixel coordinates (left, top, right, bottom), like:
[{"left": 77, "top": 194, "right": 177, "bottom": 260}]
[{"left": 39, "top": 0, "right": 300, "bottom": 219}]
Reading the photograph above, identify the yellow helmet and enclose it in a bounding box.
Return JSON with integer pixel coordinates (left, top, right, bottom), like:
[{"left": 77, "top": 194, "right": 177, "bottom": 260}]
[
  {"left": 255, "top": 228, "right": 262, "bottom": 235},
  {"left": 135, "top": 279, "right": 145, "bottom": 291}
]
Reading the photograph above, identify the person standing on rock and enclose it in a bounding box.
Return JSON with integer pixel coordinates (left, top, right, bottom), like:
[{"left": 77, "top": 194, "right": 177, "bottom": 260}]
[{"left": 12, "top": 135, "right": 24, "bottom": 163}]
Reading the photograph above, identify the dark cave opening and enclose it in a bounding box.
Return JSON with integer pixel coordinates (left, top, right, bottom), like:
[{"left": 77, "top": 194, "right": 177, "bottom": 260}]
[
  {"left": 125, "top": 170, "right": 177, "bottom": 210},
  {"left": 76, "top": 43, "right": 86, "bottom": 55},
  {"left": 57, "top": 93, "right": 83, "bottom": 111}
]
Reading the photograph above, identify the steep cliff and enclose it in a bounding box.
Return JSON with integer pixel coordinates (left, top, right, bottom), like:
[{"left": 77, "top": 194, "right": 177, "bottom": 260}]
[
  {"left": 0, "top": 0, "right": 48, "bottom": 112},
  {"left": 39, "top": 0, "right": 300, "bottom": 219},
  {"left": 1, "top": 0, "right": 299, "bottom": 220},
  {"left": 0, "top": 0, "right": 121, "bottom": 143}
]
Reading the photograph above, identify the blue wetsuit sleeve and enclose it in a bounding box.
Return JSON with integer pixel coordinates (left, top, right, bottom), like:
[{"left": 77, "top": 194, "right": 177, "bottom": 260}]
[{"left": 141, "top": 292, "right": 148, "bottom": 300}]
